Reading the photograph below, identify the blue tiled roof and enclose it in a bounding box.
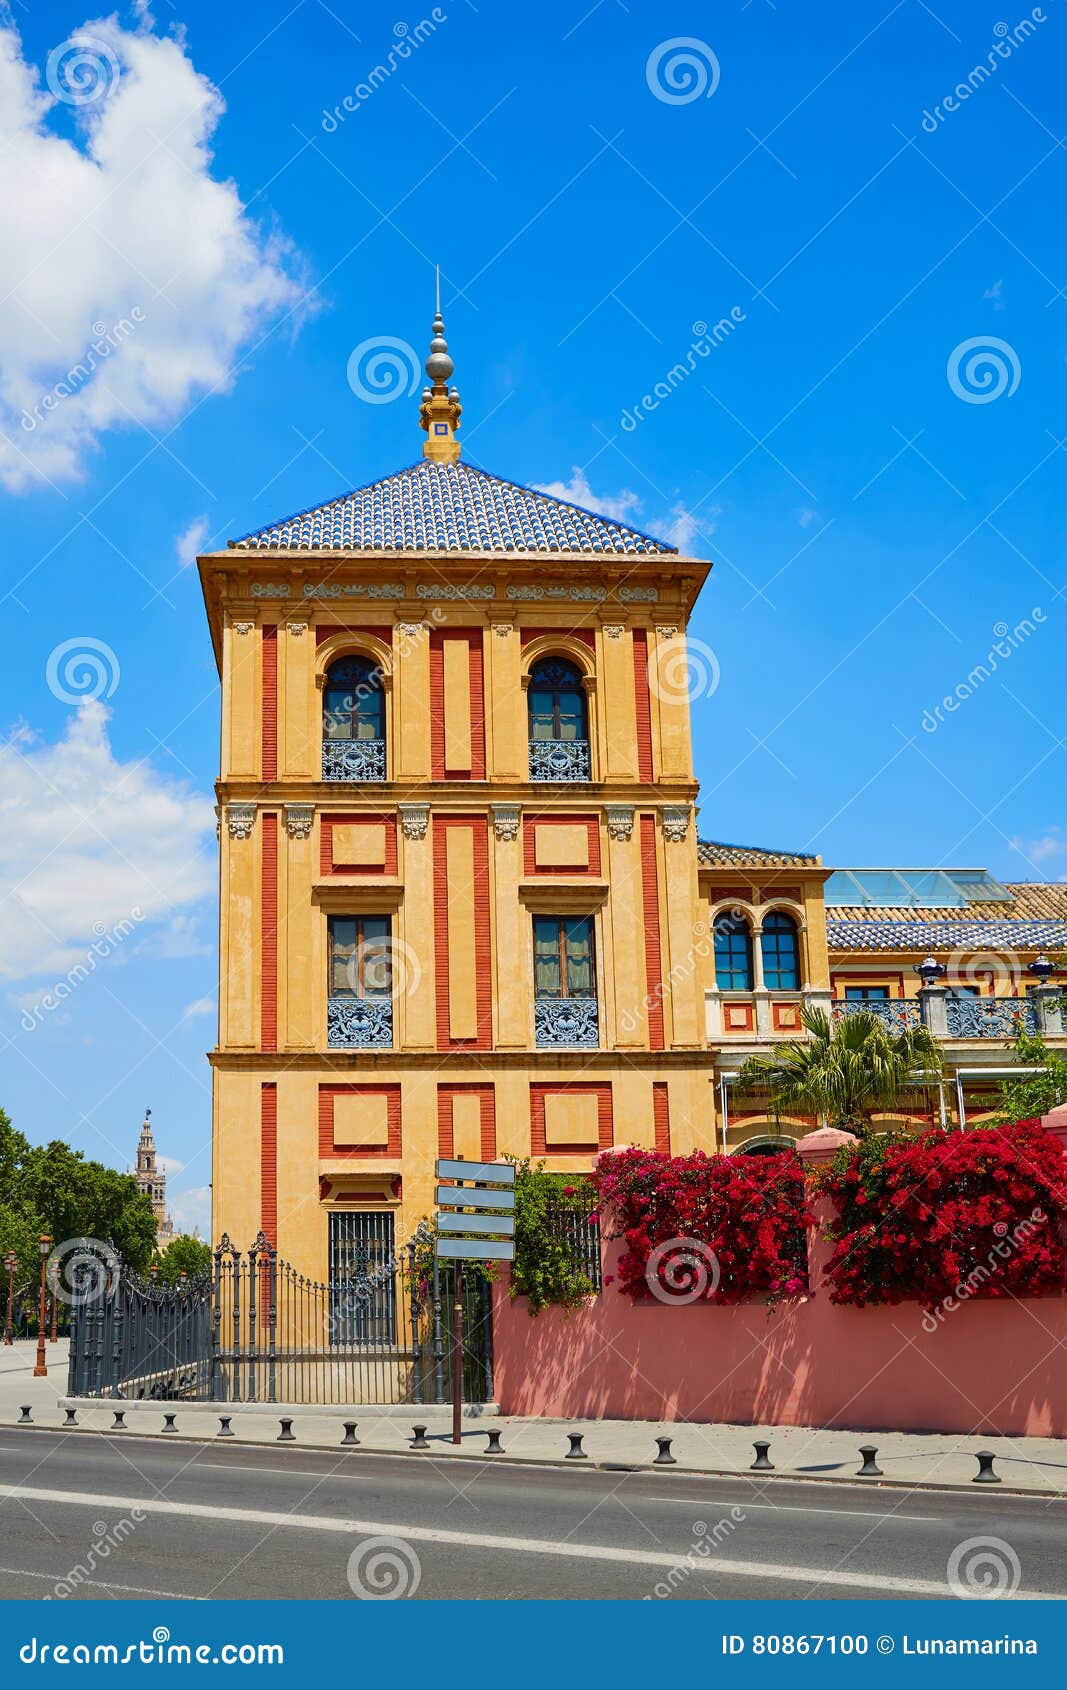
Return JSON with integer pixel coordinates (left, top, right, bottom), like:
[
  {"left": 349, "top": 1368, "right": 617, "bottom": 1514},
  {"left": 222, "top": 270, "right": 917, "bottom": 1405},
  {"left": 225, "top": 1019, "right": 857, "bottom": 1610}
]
[
  {"left": 827, "top": 918, "right": 1067, "bottom": 953},
  {"left": 230, "top": 460, "right": 675, "bottom": 555}
]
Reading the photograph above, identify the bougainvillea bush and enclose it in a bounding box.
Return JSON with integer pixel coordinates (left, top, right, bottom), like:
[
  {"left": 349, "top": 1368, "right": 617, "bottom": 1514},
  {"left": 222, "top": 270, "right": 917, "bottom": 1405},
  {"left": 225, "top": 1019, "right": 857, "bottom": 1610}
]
[
  {"left": 822, "top": 1121, "right": 1067, "bottom": 1308},
  {"left": 592, "top": 1147, "right": 812, "bottom": 1306}
]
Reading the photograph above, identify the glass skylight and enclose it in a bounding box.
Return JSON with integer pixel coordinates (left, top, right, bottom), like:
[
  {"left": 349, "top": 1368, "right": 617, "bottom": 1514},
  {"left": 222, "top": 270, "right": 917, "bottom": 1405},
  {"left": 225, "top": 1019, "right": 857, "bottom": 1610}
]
[{"left": 824, "top": 869, "right": 1011, "bottom": 908}]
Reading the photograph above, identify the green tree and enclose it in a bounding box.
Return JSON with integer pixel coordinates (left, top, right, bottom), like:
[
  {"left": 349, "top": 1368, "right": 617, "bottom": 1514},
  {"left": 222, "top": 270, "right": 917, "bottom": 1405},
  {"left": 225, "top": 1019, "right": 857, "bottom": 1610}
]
[
  {"left": 504, "top": 1157, "right": 599, "bottom": 1315},
  {"left": 738, "top": 1006, "right": 943, "bottom": 1139},
  {"left": 153, "top": 1235, "right": 212, "bottom": 1285},
  {"left": 992, "top": 1027, "right": 1067, "bottom": 1125},
  {"left": 25, "top": 1141, "right": 157, "bottom": 1271}
]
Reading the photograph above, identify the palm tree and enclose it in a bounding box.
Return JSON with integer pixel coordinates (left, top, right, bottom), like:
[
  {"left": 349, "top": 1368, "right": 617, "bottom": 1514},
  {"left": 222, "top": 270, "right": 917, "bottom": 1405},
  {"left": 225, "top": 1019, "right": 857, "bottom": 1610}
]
[{"left": 737, "top": 1006, "right": 943, "bottom": 1139}]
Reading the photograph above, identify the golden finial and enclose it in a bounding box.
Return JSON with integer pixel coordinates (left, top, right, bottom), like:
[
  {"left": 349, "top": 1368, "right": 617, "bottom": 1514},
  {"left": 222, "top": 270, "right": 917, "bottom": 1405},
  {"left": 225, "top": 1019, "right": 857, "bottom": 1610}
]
[{"left": 419, "top": 265, "right": 462, "bottom": 463}]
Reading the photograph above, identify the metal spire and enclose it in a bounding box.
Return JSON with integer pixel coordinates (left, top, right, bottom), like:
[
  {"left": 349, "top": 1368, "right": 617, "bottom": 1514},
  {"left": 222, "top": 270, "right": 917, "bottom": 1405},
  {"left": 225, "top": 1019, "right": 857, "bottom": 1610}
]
[{"left": 419, "top": 265, "right": 462, "bottom": 463}]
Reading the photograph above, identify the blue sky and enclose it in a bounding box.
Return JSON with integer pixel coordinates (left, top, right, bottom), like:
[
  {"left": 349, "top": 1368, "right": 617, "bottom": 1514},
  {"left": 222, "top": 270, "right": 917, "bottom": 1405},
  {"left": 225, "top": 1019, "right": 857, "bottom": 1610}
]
[{"left": 0, "top": 0, "right": 1063, "bottom": 1211}]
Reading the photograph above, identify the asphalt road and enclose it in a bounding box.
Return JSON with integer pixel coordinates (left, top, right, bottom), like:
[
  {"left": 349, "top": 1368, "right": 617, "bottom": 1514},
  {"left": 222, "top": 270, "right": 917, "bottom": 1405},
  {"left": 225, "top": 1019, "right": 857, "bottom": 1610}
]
[{"left": 0, "top": 1428, "right": 1064, "bottom": 1601}]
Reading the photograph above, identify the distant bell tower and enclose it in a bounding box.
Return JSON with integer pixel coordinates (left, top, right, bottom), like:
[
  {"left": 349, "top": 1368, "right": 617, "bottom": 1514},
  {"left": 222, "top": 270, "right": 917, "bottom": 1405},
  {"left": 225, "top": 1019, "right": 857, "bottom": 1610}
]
[{"left": 133, "top": 1108, "right": 174, "bottom": 1242}]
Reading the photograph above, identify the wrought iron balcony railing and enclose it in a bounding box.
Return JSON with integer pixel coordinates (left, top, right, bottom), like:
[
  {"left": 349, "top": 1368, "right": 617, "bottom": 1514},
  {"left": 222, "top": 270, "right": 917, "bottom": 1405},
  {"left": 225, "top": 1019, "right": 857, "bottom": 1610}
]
[
  {"left": 322, "top": 739, "right": 387, "bottom": 782},
  {"left": 945, "top": 995, "right": 1038, "bottom": 1039},
  {"left": 327, "top": 996, "right": 393, "bottom": 1048},
  {"left": 832, "top": 998, "right": 921, "bottom": 1033},
  {"left": 535, "top": 996, "right": 599, "bottom": 1048},
  {"left": 528, "top": 739, "right": 591, "bottom": 782}
]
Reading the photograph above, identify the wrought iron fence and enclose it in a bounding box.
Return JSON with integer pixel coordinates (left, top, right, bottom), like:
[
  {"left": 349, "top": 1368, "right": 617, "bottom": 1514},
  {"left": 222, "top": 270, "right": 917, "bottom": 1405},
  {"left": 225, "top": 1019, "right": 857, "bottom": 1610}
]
[
  {"left": 547, "top": 1208, "right": 602, "bottom": 1291},
  {"left": 67, "top": 1230, "right": 492, "bottom": 1406},
  {"left": 831, "top": 998, "right": 922, "bottom": 1033},
  {"left": 322, "top": 739, "right": 387, "bottom": 781},
  {"left": 535, "top": 996, "right": 599, "bottom": 1047},
  {"left": 945, "top": 995, "right": 1039, "bottom": 1038},
  {"left": 528, "top": 739, "right": 591, "bottom": 781}
]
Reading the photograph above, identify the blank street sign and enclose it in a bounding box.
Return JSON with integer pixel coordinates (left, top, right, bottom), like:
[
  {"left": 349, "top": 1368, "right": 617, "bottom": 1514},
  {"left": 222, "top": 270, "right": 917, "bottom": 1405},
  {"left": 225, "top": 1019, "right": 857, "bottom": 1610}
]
[
  {"left": 436, "top": 1212, "right": 515, "bottom": 1237},
  {"left": 436, "top": 1160, "right": 515, "bottom": 1185},
  {"left": 435, "top": 1186, "right": 515, "bottom": 1211},
  {"left": 436, "top": 1238, "right": 515, "bottom": 1261}
]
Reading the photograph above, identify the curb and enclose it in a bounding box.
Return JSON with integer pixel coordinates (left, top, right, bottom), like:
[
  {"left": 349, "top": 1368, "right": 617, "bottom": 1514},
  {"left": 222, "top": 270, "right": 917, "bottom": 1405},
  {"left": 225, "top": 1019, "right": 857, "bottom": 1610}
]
[{"left": 8, "top": 1422, "right": 1066, "bottom": 1501}]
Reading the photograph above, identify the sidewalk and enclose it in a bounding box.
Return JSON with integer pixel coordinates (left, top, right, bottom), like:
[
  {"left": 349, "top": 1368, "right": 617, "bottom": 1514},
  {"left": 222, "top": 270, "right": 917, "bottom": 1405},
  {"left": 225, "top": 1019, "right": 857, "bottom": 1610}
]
[{"left": 2, "top": 1344, "right": 1064, "bottom": 1494}]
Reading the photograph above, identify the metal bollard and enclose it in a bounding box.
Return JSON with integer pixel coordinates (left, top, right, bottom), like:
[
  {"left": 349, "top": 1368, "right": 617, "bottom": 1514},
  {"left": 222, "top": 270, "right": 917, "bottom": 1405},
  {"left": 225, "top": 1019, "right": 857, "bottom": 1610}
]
[
  {"left": 654, "top": 1436, "right": 676, "bottom": 1466},
  {"left": 566, "top": 1432, "right": 587, "bottom": 1460},
  {"left": 857, "top": 1444, "right": 883, "bottom": 1477},
  {"left": 485, "top": 1428, "right": 504, "bottom": 1454},
  {"left": 112, "top": 1410, "right": 127, "bottom": 1430},
  {"left": 974, "top": 1450, "right": 1001, "bottom": 1484},
  {"left": 17, "top": 1405, "right": 31, "bottom": 1424},
  {"left": 63, "top": 1408, "right": 78, "bottom": 1427},
  {"left": 162, "top": 1413, "right": 178, "bottom": 1433},
  {"left": 751, "top": 1440, "right": 774, "bottom": 1471},
  {"left": 341, "top": 1422, "right": 360, "bottom": 1446},
  {"left": 217, "top": 1416, "right": 234, "bottom": 1438},
  {"left": 277, "top": 1418, "right": 295, "bottom": 1442},
  {"left": 411, "top": 1425, "right": 431, "bottom": 1449}
]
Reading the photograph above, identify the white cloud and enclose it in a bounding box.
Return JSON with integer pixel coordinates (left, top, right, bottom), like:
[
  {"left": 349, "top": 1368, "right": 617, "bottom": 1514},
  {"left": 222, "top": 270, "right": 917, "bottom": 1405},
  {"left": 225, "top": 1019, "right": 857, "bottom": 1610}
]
[
  {"left": 0, "top": 17, "right": 303, "bottom": 491},
  {"left": 796, "top": 506, "right": 818, "bottom": 527},
  {"left": 169, "top": 1183, "right": 211, "bottom": 1238},
  {"left": 157, "top": 1154, "right": 184, "bottom": 1174},
  {"left": 0, "top": 699, "right": 215, "bottom": 982},
  {"left": 984, "top": 279, "right": 1004, "bottom": 309},
  {"left": 182, "top": 995, "right": 215, "bottom": 1019},
  {"left": 1011, "top": 829, "right": 1067, "bottom": 871},
  {"left": 534, "top": 467, "right": 642, "bottom": 523},
  {"left": 662, "top": 501, "right": 716, "bottom": 552},
  {"left": 175, "top": 515, "right": 210, "bottom": 568}
]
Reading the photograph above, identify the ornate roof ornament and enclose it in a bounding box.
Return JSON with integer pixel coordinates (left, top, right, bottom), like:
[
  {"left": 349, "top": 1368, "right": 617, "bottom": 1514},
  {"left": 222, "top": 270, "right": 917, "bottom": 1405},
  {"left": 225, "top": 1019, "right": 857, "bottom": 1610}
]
[{"left": 419, "top": 265, "right": 462, "bottom": 464}]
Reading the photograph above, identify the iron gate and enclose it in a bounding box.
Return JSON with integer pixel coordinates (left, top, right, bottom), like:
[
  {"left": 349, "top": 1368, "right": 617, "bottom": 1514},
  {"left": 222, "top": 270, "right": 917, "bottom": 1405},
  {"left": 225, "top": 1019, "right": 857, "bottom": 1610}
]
[{"left": 67, "top": 1227, "right": 493, "bottom": 1406}]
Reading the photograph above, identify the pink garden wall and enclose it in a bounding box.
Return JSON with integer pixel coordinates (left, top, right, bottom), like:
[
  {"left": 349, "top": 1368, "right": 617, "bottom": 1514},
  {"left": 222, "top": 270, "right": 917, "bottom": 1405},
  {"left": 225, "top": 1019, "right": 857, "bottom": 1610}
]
[{"left": 492, "top": 1120, "right": 1067, "bottom": 1438}]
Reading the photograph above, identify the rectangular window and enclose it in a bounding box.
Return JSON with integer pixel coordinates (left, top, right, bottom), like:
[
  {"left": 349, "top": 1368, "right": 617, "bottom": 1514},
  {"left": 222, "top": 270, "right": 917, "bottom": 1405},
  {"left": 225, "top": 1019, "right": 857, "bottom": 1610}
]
[
  {"left": 328, "top": 1211, "right": 396, "bottom": 1346},
  {"left": 844, "top": 986, "right": 890, "bottom": 1000},
  {"left": 328, "top": 915, "right": 392, "bottom": 999},
  {"left": 533, "top": 916, "right": 596, "bottom": 999}
]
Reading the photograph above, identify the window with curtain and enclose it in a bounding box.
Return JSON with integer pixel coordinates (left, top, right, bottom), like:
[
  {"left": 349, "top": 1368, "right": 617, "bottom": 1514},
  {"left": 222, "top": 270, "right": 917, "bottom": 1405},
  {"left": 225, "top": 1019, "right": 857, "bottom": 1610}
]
[
  {"left": 328, "top": 915, "right": 392, "bottom": 999},
  {"left": 761, "top": 911, "right": 800, "bottom": 990},
  {"left": 528, "top": 657, "right": 587, "bottom": 743},
  {"left": 533, "top": 916, "right": 595, "bottom": 998},
  {"left": 323, "top": 655, "right": 385, "bottom": 742},
  {"left": 714, "top": 912, "right": 753, "bottom": 991}
]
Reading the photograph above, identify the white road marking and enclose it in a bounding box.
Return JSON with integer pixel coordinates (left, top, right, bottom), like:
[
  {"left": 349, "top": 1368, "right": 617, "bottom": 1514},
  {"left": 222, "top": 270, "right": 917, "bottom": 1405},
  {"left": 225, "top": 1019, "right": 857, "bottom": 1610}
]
[
  {"left": 0, "top": 1562, "right": 201, "bottom": 1599},
  {"left": 0, "top": 1483, "right": 1054, "bottom": 1597},
  {"left": 644, "top": 1494, "right": 940, "bottom": 1522}
]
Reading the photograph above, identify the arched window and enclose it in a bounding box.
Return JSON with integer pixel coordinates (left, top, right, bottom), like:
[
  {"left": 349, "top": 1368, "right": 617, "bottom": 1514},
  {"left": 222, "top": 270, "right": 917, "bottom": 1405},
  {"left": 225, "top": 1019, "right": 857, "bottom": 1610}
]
[
  {"left": 714, "top": 911, "right": 753, "bottom": 991},
  {"left": 761, "top": 911, "right": 799, "bottom": 990},
  {"left": 737, "top": 1136, "right": 796, "bottom": 1157},
  {"left": 322, "top": 655, "right": 386, "bottom": 781},
  {"left": 528, "top": 657, "right": 590, "bottom": 781}
]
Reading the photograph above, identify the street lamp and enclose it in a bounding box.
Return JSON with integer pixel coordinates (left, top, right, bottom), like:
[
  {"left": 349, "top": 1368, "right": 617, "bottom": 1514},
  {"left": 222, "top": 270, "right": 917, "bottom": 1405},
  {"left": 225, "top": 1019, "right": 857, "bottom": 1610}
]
[
  {"left": 33, "top": 1236, "right": 51, "bottom": 1378},
  {"left": 3, "top": 1251, "right": 16, "bottom": 1347}
]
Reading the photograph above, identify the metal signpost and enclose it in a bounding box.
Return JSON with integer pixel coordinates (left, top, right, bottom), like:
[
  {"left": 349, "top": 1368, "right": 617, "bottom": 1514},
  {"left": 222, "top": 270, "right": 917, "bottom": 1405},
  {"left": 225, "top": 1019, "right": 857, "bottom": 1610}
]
[{"left": 435, "top": 1159, "right": 515, "bottom": 1444}]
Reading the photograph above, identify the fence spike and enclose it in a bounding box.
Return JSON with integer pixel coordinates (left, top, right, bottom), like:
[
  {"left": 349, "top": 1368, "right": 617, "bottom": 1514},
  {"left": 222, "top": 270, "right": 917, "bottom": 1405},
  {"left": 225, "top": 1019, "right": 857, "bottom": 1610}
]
[
  {"left": 857, "top": 1444, "right": 882, "bottom": 1477},
  {"left": 277, "top": 1417, "right": 295, "bottom": 1441},
  {"left": 751, "top": 1440, "right": 774, "bottom": 1471},
  {"left": 566, "top": 1432, "right": 587, "bottom": 1460},
  {"left": 411, "top": 1424, "right": 431, "bottom": 1449},
  {"left": 654, "top": 1436, "right": 676, "bottom": 1465},
  {"left": 973, "top": 1449, "right": 1001, "bottom": 1484},
  {"left": 341, "top": 1422, "right": 360, "bottom": 1446}
]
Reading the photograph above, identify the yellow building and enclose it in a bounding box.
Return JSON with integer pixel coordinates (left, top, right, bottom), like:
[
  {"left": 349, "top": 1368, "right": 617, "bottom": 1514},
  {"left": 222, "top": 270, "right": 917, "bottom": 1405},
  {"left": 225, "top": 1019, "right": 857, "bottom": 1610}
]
[{"left": 199, "top": 308, "right": 1067, "bottom": 1277}]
